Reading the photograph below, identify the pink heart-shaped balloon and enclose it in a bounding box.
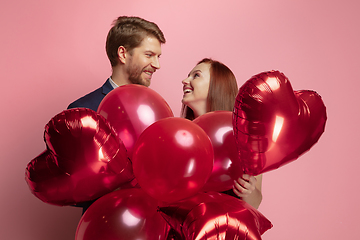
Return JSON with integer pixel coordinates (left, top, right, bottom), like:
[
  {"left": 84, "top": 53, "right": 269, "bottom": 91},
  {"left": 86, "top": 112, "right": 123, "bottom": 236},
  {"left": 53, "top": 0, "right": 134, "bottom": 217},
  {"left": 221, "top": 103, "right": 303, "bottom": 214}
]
[
  {"left": 232, "top": 71, "right": 327, "bottom": 175},
  {"left": 25, "top": 108, "right": 134, "bottom": 205}
]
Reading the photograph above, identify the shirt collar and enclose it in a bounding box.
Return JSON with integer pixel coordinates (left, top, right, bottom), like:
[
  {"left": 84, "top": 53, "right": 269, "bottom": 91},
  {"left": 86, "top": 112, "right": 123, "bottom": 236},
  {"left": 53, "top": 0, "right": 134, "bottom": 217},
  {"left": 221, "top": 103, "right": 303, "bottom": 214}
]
[{"left": 109, "top": 77, "right": 119, "bottom": 89}]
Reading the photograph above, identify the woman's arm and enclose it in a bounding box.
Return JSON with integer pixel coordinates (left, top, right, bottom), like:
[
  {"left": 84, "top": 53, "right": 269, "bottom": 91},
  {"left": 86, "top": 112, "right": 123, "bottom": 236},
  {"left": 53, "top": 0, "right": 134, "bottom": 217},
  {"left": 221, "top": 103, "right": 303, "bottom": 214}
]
[{"left": 233, "top": 174, "right": 263, "bottom": 209}]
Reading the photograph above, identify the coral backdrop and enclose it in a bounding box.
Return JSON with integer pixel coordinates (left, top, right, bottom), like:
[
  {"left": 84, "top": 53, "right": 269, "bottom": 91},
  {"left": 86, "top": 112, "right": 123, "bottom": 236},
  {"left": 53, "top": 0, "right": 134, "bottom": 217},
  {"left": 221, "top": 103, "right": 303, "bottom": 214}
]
[{"left": 1, "top": 0, "right": 359, "bottom": 239}]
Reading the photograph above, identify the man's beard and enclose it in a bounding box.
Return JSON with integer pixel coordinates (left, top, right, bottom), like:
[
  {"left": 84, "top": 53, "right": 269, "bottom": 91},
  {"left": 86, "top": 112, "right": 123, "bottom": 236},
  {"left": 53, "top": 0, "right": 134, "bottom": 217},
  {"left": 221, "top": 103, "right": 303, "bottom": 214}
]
[{"left": 126, "top": 64, "right": 147, "bottom": 86}]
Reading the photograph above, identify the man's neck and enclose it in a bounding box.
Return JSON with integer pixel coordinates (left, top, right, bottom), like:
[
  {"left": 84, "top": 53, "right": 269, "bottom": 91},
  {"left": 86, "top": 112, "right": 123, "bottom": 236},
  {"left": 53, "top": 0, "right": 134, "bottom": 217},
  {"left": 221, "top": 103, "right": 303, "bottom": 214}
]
[{"left": 111, "top": 65, "right": 131, "bottom": 86}]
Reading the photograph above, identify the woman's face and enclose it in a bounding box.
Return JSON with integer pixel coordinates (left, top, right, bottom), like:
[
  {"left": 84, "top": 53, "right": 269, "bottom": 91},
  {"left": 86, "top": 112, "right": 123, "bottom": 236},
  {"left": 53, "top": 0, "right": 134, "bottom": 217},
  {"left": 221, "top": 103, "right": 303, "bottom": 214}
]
[{"left": 182, "top": 62, "right": 211, "bottom": 117}]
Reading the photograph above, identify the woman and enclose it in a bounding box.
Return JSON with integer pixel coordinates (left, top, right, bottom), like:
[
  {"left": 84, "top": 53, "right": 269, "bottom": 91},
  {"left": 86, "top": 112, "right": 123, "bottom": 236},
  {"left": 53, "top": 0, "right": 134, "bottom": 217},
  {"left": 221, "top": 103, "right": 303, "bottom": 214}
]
[{"left": 181, "top": 58, "right": 263, "bottom": 209}]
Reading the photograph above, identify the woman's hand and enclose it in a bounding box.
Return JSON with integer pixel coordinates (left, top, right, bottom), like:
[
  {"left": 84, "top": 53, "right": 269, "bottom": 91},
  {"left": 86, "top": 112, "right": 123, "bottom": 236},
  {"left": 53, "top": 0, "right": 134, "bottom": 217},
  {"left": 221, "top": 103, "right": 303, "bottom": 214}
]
[
  {"left": 233, "top": 174, "right": 257, "bottom": 198},
  {"left": 233, "top": 174, "right": 263, "bottom": 209}
]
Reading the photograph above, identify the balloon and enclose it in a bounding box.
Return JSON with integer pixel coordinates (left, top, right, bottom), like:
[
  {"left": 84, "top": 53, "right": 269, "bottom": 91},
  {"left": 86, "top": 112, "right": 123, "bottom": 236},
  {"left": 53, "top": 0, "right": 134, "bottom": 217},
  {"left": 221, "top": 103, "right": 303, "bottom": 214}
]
[
  {"left": 132, "top": 117, "right": 214, "bottom": 203},
  {"left": 76, "top": 188, "right": 171, "bottom": 240},
  {"left": 232, "top": 71, "right": 327, "bottom": 175},
  {"left": 159, "top": 192, "right": 272, "bottom": 240},
  {"left": 97, "top": 84, "right": 174, "bottom": 159},
  {"left": 25, "top": 108, "right": 134, "bottom": 205},
  {"left": 194, "top": 111, "right": 242, "bottom": 192}
]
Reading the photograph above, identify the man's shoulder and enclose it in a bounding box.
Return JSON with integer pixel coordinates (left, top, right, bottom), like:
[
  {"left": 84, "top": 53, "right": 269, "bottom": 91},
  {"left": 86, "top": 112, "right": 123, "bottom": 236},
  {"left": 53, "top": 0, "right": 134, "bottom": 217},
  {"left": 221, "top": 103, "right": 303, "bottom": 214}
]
[
  {"left": 67, "top": 79, "right": 112, "bottom": 111},
  {"left": 67, "top": 87, "right": 103, "bottom": 111}
]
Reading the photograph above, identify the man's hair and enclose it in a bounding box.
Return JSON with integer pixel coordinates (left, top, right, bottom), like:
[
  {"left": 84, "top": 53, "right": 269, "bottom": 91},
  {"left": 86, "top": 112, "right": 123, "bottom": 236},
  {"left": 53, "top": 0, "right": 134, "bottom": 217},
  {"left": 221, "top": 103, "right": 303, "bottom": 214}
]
[
  {"left": 106, "top": 16, "right": 166, "bottom": 67},
  {"left": 182, "top": 58, "right": 239, "bottom": 120}
]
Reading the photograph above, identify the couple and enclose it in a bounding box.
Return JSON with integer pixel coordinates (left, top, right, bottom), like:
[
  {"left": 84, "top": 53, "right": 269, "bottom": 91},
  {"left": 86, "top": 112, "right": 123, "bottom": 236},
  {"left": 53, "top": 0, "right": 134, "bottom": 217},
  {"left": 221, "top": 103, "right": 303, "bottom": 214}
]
[{"left": 68, "top": 16, "right": 262, "bottom": 210}]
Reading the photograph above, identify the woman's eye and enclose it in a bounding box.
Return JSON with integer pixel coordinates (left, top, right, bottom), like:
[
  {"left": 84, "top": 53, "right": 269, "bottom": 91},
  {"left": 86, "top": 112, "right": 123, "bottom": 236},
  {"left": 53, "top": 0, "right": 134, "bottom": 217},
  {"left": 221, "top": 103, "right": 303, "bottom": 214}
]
[{"left": 194, "top": 73, "right": 200, "bottom": 78}]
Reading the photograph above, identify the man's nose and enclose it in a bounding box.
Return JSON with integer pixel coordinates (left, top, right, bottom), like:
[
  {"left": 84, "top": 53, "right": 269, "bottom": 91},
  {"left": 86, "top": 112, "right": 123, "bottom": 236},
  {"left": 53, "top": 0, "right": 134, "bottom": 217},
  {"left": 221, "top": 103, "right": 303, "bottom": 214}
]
[{"left": 151, "top": 57, "right": 161, "bottom": 69}]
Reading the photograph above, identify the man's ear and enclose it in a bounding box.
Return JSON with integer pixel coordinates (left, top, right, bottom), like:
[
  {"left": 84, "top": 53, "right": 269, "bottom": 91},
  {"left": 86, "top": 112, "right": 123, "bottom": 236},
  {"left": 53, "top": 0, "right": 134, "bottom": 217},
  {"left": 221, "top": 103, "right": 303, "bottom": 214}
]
[{"left": 117, "top": 46, "right": 127, "bottom": 64}]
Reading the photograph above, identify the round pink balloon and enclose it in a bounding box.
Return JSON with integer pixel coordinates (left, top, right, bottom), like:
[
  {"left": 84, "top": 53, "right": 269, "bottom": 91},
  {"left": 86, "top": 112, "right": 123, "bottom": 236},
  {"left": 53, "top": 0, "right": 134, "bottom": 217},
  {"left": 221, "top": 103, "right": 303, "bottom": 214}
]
[
  {"left": 25, "top": 108, "right": 133, "bottom": 205},
  {"left": 233, "top": 71, "right": 327, "bottom": 175},
  {"left": 76, "top": 188, "right": 171, "bottom": 240},
  {"left": 132, "top": 117, "right": 214, "bottom": 203},
  {"left": 97, "top": 84, "right": 174, "bottom": 159},
  {"left": 194, "top": 111, "right": 242, "bottom": 192}
]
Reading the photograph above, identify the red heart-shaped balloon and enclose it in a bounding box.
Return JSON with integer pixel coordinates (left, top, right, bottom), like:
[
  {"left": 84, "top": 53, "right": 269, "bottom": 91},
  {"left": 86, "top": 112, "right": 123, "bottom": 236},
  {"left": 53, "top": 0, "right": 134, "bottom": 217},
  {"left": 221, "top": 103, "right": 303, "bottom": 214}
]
[
  {"left": 25, "top": 108, "right": 134, "bottom": 205},
  {"left": 159, "top": 192, "right": 272, "bottom": 240},
  {"left": 232, "top": 71, "right": 327, "bottom": 175}
]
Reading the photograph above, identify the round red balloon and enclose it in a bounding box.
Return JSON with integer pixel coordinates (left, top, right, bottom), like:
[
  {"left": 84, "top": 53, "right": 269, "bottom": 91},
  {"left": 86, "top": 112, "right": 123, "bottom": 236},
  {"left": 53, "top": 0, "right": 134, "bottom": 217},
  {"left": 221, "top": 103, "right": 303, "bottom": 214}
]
[
  {"left": 132, "top": 117, "right": 214, "bottom": 203},
  {"left": 25, "top": 108, "right": 133, "bottom": 205},
  {"left": 232, "top": 71, "right": 327, "bottom": 175},
  {"left": 194, "top": 111, "right": 242, "bottom": 192},
  {"left": 76, "top": 188, "right": 170, "bottom": 240},
  {"left": 97, "top": 84, "right": 174, "bottom": 159}
]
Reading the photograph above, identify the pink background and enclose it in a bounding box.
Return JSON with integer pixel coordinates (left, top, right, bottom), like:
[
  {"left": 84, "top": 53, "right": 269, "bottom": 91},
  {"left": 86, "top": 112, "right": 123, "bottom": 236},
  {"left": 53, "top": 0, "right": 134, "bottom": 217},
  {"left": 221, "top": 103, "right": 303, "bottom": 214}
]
[{"left": 1, "top": 0, "right": 359, "bottom": 239}]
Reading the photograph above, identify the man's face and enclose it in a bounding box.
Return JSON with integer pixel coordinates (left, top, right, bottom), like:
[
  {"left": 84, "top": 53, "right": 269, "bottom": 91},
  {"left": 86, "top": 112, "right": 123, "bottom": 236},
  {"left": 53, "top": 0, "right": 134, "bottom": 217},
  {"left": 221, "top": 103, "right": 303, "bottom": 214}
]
[{"left": 125, "top": 36, "right": 162, "bottom": 87}]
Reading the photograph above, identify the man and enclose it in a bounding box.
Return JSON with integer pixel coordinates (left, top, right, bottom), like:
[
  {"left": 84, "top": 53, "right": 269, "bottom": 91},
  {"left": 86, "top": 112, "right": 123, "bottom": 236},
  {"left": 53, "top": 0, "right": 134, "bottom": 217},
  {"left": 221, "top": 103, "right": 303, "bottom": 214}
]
[
  {"left": 68, "top": 16, "right": 166, "bottom": 111},
  {"left": 67, "top": 16, "right": 165, "bottom": 213}
]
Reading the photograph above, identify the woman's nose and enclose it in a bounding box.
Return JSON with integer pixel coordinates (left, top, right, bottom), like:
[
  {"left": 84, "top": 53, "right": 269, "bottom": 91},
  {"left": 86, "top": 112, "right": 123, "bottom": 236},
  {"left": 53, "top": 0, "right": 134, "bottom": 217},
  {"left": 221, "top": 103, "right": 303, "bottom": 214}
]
[{"left": 182, "top": 77, "right": 190, "bottom": 85}]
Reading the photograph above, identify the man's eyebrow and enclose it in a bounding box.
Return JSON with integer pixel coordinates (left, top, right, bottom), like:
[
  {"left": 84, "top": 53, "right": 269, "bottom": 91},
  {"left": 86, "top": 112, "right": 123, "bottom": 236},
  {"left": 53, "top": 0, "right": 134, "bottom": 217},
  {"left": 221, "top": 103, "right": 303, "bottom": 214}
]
[{"left": 144, "top": 50, "right": 161, "bottom": 56}]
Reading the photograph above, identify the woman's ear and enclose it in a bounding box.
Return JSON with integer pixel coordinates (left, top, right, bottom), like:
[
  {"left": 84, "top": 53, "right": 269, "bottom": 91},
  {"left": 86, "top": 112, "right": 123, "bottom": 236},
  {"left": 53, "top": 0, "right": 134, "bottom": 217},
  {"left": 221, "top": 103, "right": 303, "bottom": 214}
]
[{"left": 117, "top": 46, "right": 127, "bottom": 64}]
